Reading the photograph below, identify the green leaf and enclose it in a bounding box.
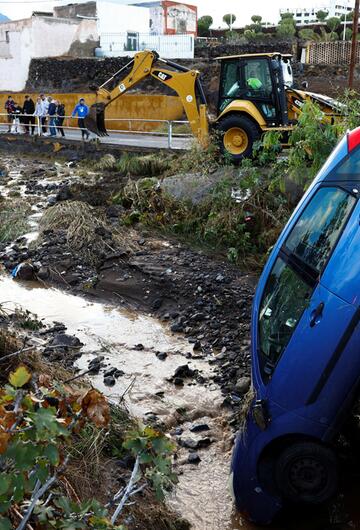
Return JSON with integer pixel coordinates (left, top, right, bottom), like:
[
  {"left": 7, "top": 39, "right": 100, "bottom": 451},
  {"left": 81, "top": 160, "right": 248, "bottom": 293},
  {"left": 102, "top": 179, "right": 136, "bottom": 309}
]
[
  {"left": 8, "top": 366, "right": 31, "bottom": 388},
  {"left": 33, "top": 461, "right": 50, "bottom": 484},
  {"left": 43, "top": 444, "right": 59, "bottom": 466},
  {"left": 12, "top": 474, "right": 25, "bottom": 503},
  {"left": 0, "top": 476, "right": 10, "bottom": 496},
  {"left": 29, "top": 407, "right": 68, "bottom": 439},
  {"left": 139, "top": 453, "right": 153, "bottom": 464},
  {"left": 0, "top": 501, "right": 10, "bottom": 515},
  {"left": 0, "top": 517, "right": 11, "bottom": 530},
  {"left": 54, "top": 496, "right": 72, "bottom": 515}
]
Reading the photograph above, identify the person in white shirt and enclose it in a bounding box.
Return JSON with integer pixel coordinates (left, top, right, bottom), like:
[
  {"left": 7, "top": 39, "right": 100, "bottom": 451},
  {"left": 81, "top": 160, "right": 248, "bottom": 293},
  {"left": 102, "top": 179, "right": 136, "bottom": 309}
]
[{"left": 40, "top": 94, "right": 49, "bottom": 134}]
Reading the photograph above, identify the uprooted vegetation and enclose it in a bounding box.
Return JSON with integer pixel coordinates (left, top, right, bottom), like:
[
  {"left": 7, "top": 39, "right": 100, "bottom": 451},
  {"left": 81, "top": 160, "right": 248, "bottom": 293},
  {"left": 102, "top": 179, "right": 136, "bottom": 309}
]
[
  {"left": 36, "top": 201, "right": 136, "bottom": 267},
  {"left": 0, "top": 200, "right": 30, "bottom": 244},
  {"left": 103, "top": 96, "right": 360, "bottom": 269},
  {"left": 0, "top": 308, "right": 188, "bottom": 530}
]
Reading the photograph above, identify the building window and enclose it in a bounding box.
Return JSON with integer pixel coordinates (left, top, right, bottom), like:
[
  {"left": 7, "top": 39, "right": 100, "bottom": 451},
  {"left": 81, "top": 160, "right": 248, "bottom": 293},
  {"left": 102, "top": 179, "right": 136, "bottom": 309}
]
[{"left": 5, "top": 31, "right": 9, "bottom": 43}]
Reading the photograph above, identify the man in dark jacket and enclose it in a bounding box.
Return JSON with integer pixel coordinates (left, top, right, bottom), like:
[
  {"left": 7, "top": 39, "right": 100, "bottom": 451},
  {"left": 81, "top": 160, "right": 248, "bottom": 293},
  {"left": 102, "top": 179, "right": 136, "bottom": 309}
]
[
  {"left": 5, "top": 96, "right": 15, "bottom": 133},
  {"left": 23, "top": 95, "right": 35, "bottom": 135},
  {"left": 48, "top": 98, "right": 57, "bottom": 137},
  {"left": 56, "top": 102, "right": 66, "bottom": 137}
]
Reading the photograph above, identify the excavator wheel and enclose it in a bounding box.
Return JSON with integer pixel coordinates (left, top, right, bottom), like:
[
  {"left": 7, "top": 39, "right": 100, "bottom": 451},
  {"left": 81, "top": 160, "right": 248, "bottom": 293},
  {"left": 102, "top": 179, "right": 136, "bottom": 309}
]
[{"left": 218, "top": 115, "right": 260, "bottom": 163}]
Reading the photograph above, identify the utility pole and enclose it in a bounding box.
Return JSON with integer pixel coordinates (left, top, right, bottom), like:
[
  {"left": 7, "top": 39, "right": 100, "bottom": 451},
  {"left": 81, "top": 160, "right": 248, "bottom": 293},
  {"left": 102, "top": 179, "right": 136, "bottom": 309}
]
[{"left": 349, "top": 0, "right": 360, "bottom": 88}]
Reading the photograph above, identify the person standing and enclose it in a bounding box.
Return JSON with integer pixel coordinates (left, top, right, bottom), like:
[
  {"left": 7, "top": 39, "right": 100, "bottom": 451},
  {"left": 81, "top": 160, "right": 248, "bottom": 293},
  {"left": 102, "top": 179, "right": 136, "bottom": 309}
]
[
  {"left": 40, "top": 94, "right": 49, "bottom": 134},
  {"left": 48, "top": 98, "right": 57, "bottom": 137},
  {"left": 72, "top": 98, "right": 90, "bottom": 140},
  {"left": 11, "top": 102, "right": 22, "bottom": 134},
  {"left": 56, "top": 101, "right": 66, "bottom": 137},
  {"left": 34, "top": 97, "right": 43, "bottom": 135},
  {"left": 23, "top": 95, "right": 35, "bottom": 135},
  {"left": 4, "top": 96, "right": 15, "bottom": 133}
]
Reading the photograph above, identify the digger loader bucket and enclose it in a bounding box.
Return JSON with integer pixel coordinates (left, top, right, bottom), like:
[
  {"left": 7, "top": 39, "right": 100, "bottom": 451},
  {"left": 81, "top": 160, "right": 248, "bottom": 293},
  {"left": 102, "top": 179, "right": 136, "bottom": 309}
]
[{"left": 84, "top": 102, "right": 108, "bottom": 136}]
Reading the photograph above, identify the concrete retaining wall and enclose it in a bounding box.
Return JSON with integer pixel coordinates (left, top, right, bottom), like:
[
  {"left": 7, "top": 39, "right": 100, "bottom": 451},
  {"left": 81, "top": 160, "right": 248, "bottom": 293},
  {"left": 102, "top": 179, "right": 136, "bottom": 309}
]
[{"left": 0, "top": 94, "right": 184, "bottom": 132}]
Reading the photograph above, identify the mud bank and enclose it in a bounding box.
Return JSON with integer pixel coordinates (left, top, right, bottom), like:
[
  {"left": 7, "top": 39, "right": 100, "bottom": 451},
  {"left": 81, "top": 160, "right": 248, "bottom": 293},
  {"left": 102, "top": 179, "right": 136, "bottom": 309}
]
[{"left": 0, "top": 133, "right": 172, "bottom": 160}]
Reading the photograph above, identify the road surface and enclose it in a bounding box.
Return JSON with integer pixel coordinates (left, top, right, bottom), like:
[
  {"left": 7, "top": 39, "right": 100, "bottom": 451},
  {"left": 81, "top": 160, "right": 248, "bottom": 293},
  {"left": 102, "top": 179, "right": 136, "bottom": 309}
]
[{"left": 0, "top": 124, "right": 192, "bottom": 150}]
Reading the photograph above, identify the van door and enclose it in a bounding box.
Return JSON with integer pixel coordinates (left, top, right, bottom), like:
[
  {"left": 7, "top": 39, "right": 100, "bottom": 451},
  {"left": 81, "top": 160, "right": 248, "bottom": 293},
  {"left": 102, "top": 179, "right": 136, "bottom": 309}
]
[{"left": 256, "top": 185, "right": 358, "bottom": 413}]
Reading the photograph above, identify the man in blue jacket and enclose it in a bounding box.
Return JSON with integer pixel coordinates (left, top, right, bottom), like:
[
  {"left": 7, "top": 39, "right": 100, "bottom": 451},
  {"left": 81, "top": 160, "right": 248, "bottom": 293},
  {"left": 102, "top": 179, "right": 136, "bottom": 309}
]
[{"left": 72, "top": 98, "right": 90, "bottom": 140}]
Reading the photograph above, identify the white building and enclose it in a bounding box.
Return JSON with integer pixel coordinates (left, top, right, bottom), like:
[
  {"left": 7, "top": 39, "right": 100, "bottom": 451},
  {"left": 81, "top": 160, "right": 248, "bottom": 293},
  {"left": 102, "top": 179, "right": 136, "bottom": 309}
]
[
  {"left": 0, "top": 11, "right": 98, "bottom": 91},
  {"left": 96, "top": 0, "right": 195, "bottom": 58},
  {"left": 280, "top": 0, "right": 353, "bottom": 24}
]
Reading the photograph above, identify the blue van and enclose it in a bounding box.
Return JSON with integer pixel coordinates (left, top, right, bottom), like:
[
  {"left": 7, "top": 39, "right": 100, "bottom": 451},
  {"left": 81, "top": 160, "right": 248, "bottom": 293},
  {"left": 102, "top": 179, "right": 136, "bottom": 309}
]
[{"left": 231, "top": 127, "right": 360, "bottom": 524}]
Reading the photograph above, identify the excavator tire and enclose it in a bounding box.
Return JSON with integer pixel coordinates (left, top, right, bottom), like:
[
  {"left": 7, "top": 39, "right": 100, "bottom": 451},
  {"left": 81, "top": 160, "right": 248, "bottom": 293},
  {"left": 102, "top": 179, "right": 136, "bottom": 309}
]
[{"left": 218, "top": 115, "right": 260, "bottom": 163}]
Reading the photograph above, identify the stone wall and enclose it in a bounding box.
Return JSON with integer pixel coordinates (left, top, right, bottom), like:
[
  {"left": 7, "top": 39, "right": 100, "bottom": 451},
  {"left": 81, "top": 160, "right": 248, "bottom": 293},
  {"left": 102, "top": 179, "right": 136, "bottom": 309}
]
[
  {"left": 21, "top": 52, "right": 360, "bottom": 117},
  {"left": 194, "top": 41, "right": 296, "bottom": 60}
]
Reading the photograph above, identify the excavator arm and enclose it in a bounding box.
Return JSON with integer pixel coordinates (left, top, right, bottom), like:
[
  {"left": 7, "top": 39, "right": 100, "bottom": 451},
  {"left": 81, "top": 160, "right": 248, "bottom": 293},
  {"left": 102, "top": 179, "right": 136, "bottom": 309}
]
[{"left": 85, "top": 49, "right": 209, "bottom": 146}]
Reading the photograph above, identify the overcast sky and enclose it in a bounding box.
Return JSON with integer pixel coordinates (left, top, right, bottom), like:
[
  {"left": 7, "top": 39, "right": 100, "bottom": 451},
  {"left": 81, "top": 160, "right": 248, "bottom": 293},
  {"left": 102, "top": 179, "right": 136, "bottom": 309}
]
[{"left": 0, "top": 0, "right": 349, "bottom": 26}]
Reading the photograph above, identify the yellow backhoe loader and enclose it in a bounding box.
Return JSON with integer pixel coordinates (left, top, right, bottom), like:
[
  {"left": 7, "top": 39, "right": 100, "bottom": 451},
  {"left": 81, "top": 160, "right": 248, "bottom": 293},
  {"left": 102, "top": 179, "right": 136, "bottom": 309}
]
[{"left": 85, "top": 50, "right": 340, "bottom": 163}]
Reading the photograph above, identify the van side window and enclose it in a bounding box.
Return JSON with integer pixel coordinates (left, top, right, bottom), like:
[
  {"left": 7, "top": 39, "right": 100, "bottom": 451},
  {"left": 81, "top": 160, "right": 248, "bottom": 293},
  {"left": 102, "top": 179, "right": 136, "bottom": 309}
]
[
  {"left": 285, "top": 187, "right": 356, "bottom": 273},
  {"left": 259, "top": 258, "right": 312, "bottom": 375}
]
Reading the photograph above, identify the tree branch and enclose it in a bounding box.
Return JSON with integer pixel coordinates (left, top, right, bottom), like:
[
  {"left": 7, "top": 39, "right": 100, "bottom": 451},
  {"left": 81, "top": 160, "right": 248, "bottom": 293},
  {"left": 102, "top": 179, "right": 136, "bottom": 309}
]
[{"left": 111, "top": 455, "right": 140, "bottom": 525}]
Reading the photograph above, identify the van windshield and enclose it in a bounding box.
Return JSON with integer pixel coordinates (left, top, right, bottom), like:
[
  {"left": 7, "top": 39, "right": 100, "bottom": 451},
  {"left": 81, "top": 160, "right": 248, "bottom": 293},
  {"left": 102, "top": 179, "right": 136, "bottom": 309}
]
[
  {"left": 284, "top": 187, "right": 356, "bottom": 273},
  {"left": 258, "top": 186, "right": 356, "bottom": 379}
]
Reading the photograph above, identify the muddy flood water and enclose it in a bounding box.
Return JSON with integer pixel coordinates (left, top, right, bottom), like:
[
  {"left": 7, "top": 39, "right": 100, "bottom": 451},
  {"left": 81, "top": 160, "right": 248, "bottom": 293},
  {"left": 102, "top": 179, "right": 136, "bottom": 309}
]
[{"left": 3, "top": 275, "right": 360, "bottom": 530}]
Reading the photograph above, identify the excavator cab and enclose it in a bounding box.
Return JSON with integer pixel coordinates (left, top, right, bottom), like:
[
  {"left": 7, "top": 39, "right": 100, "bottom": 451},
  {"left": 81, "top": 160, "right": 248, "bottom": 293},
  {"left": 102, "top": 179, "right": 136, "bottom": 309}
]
[{"left": 215, "top": 53, "right": 293, "bottom": 160}]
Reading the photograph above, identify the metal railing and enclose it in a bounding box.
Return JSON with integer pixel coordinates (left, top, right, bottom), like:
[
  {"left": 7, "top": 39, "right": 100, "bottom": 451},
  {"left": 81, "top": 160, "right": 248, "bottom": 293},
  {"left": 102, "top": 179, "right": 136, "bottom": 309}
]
[
  {"left": 98, "top": 32, "right": 195, "bottom": 59},
  {"left": 0, "top": 113, "right": 192, "bottom": 149}
]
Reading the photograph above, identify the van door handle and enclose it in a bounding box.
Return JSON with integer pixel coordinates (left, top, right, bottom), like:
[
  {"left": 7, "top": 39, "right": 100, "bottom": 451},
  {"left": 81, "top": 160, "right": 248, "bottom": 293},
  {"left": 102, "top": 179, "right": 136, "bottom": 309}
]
[{"left": 310, "top": 302, "right": 324, "bottom": 328}]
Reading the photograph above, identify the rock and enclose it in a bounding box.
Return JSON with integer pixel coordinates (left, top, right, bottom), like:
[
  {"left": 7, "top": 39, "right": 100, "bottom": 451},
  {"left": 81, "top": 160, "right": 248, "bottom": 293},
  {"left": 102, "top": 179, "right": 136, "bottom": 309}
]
[
  {"left": 37, "top": 266, "right": 50, "bottom": 281},
  {"left": 152, "top": 297, "right": 163, "bottom": 311},
  {"left": 49, "top": 333, "right": 83, "bottom": 349},
  {"left": 173, "top": 377, "right": 184, "bottom": 386},
  {"left": 106, "top": 205, "right": 124, "bottom": 219},
  {"left": 171, "top": 427, "right": 183, "bottom": 436},
  {"left": 134, "top": 343, "right": 144, "bottom": 351},
  {"left": 14, "top": 262, "right": 36, "bottom": 281},
  {"left": 191, "top": 312, "right": 205, "bottom": 322},
  {"left": 156, "top": 352, "right": 167, "bottom": 361},
  {"left": 56, "top": 185, "right": 72, "bottom": 202},
  {"left": 187, "top": 453, "right": 201, "bottom": 464},
  {"left": 114, "top": 369, "right": 125, "bottom": 378},
  {"left": 174, "top": 365, "right": 195, "bottom": 379},
  {"left": 104, "top": 376, "right": 116, "bottom": 387},
  {"left": 193, "top": 340, "right": 202, "bottom": 351},
  {"left": 104, "top": 367, "right": 117, "bottom": 377},
  {"left": 179, "top": 437, "right": 212, "bottom": 450},
  {"left": 234, "top": 376, "right": 251, "bottom": 395},
  {"left": 189, "top": 423, "right": 210, "bottom": 433},
  {"left": 170, "top": 322, "right": 183, "bottom": 333},
  {"left": 47, "top": 195, "right": 57, "bottom": 206}
]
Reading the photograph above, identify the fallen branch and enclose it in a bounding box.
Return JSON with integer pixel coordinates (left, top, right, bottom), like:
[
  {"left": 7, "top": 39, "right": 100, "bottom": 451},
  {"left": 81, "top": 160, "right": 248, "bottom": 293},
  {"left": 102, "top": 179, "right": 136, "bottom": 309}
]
[
  {"left": 111, "top": 454, "right": 140, "bottom": 525},
  {"left": 0, "top": 346, "right": 34, "bottom": 363},
  {"left": 16, "top": 457, "right": 69, "bottom": 530}
]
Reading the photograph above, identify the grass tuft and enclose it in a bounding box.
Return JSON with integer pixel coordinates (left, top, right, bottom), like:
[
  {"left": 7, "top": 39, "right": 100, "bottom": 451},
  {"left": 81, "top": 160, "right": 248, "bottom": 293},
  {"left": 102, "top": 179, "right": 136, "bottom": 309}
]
[
  {"left": 0, "top": 199, "right": 30, "bottom": 243},
  {"left": 37, "top": 201, "right": 135, "bottom": 266}
]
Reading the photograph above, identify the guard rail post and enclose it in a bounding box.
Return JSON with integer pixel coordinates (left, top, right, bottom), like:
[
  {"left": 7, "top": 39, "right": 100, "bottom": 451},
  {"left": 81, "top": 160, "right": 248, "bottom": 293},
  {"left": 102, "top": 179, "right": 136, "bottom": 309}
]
[{"left": 168, "top": 121, "right": 173, "bottom": 149}]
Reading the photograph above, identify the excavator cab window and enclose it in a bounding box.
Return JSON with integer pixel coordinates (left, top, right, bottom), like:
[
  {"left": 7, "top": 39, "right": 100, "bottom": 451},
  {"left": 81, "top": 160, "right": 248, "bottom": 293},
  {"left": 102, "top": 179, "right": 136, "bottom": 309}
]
[{"left": 218, "top": 57, "right": 278, "bottom": 123}]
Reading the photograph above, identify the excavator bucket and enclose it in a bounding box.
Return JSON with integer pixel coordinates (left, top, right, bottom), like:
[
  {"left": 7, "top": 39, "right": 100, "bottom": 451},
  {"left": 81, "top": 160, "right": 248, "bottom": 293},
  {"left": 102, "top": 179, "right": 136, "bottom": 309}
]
[{"left": 84, "top": 102, "right": 108, "bottom": 136}]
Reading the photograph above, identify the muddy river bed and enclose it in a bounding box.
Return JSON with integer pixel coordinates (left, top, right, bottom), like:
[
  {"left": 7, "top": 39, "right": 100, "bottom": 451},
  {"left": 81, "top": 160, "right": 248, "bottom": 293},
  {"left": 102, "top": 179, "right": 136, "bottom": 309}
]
[{"left": 1, "top": 155, "right": 360, "bottom": 529}]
